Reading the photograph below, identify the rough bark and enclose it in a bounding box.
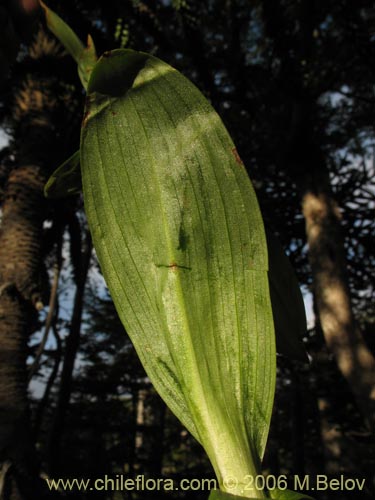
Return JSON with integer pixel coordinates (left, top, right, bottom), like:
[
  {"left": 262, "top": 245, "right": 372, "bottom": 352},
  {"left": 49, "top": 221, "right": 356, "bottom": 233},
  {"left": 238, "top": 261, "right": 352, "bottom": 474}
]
[
  {"left": 0, "top": 165, "right": 50, "bottom": 500},
  {"left": 261, "top": 0, "right": 375, "bottom": 432}
]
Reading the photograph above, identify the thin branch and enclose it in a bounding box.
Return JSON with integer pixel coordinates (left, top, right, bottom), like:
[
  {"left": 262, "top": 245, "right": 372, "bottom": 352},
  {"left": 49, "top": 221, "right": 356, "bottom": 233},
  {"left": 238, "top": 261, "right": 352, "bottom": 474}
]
[
  {"left": 28, "top": 235, "right": 63, "bottom": 383},
  {"left": 47, "top": 230, "right": 92, "bottom": 474}
]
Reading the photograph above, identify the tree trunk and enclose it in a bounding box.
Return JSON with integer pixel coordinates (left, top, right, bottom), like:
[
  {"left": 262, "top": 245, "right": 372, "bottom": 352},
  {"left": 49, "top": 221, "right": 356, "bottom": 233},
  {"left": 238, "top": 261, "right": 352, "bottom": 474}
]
[
  {"left": 261, "top": 0, "right": 375, "bottom": 433},
  {"left": 0, "top": 28, "right": 75, "bottom": 499},
  {"left": 0, "top": 165, "right": 50, "bottom": 500},
  {"left": 47, "top": 233, "right": 91, "bottom": 475},
  {"left": 301, "top": 167, "right": 375, "bottom": 430}
]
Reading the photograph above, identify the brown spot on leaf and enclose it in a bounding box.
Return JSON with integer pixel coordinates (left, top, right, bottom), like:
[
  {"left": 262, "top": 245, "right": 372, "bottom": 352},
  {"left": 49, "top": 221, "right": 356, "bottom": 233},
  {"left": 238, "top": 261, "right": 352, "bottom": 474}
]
[
  {"left": 232, "top": 147, "right": 244, "bottom": 165},
  {"left": 167, "top": 262, "right": 179, "bottom": 272},
  {"left": 82, "top": 110, "right": 90, "bottom": 128},
  {"left": 155, "top": 262, "right": 191, "bottom": 271},
  {"left": 82, "top": 95, "right": 93, "bottom": 128}
]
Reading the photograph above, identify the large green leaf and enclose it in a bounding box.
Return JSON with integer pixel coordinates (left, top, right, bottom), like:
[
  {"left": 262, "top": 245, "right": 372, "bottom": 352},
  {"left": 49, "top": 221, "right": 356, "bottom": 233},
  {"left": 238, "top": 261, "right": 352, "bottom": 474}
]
[{"left": 80, "top": 49, "right": 275, "bottom": 498}]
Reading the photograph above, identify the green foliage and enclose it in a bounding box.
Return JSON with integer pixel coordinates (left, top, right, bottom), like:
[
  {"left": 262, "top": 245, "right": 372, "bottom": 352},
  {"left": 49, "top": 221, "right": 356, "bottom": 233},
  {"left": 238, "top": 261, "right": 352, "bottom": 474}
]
[
  {"left": 40, "top": 3, "right": 313, "bottom": 498},
  {"left": 39, "top": 0, "right": 97, "bottom": 89},
  {"left": 172, "top": 0, "right": 189, "bottom": 10},
  {"left": 1, "top": 0, "right": 373, "bottom": 498},
  {"left": 114, "top": 18, "right": 130, "bottom": 48}
]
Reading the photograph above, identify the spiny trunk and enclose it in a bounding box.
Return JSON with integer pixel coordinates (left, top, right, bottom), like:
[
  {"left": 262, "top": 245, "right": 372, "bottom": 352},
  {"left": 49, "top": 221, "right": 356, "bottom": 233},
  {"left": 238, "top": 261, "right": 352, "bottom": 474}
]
[
  {"left": 301, "top": 168, "right": 375, "bottom": 430},
  {"left": 0, "top": 28, "right": 75, "bottom": 499},
  {"left": 0, "top": 165, "right": 50, "bottom": 499}
]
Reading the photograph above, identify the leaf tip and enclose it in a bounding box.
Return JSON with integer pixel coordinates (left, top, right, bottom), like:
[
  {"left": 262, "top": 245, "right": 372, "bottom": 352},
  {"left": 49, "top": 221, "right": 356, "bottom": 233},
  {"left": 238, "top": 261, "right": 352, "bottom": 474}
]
[
  {"left": 38, "top": 0, "right": 52, "bottom": 21},
  {"left": 87, "top": 34, "right": 95, "bottom": 49},
  {"left": 43, "top": 177, "right": 54, "bottom": 198}
]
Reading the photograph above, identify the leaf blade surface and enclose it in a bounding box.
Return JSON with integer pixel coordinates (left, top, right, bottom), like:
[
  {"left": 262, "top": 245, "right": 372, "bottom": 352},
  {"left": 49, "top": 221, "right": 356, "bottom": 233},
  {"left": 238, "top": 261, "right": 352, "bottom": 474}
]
[{"left": 81, "top": 49, "right": 276, "bottom": 492}]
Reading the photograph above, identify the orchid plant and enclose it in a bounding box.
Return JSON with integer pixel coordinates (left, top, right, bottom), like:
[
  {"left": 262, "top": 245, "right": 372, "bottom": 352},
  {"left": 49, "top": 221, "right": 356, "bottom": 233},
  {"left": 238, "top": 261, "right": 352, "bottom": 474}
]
[{"left": 41, "top": 3, "right": 312, "bottom": 499}]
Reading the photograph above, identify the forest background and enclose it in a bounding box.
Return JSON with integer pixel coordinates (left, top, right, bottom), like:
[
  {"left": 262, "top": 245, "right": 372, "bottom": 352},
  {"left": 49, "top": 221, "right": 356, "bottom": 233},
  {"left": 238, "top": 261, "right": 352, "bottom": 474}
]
[{"left": 0, "top": 0, "right": 374, "bottom": 499}]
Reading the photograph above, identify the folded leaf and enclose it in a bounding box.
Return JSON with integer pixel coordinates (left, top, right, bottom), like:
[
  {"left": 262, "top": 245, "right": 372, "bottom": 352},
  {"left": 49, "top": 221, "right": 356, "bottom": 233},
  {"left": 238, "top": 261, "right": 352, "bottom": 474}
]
[
  {"left": 81, "top": 49, "right": 276, "bottom": 498},
  {"left": 44, "top": 150, "right": 81, "bottom": 198},
  {"left": 266, "top": 231, "right": 308, "bottom": 362}
]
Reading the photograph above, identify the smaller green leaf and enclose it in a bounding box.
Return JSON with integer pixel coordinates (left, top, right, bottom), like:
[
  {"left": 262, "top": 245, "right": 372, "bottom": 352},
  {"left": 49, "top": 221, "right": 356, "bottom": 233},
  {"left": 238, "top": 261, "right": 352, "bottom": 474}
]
[
  {"left": 39, "top": 1, "right": 84, "bottom": 62},
  {"left": 78, "top": 35, "right": 97, "bottom": 89},
  {"left": 39, "top": 1, "right": 97, "bottom": 89},
  {"left": 270, "top": 488, "right": 314, "bottom": 500},
  {"left": 44, "top": 150, "right": 81, "bottom": 198},
  {"left": 266, "top": 231, "right": 308, "bottom": 362}
]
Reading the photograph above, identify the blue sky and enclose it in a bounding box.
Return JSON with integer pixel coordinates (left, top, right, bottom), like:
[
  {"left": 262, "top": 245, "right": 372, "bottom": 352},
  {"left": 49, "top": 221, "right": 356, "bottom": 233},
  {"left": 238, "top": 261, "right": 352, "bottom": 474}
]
[{"left": 0, "top": 129, "right": 8, "bottom": 149}]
